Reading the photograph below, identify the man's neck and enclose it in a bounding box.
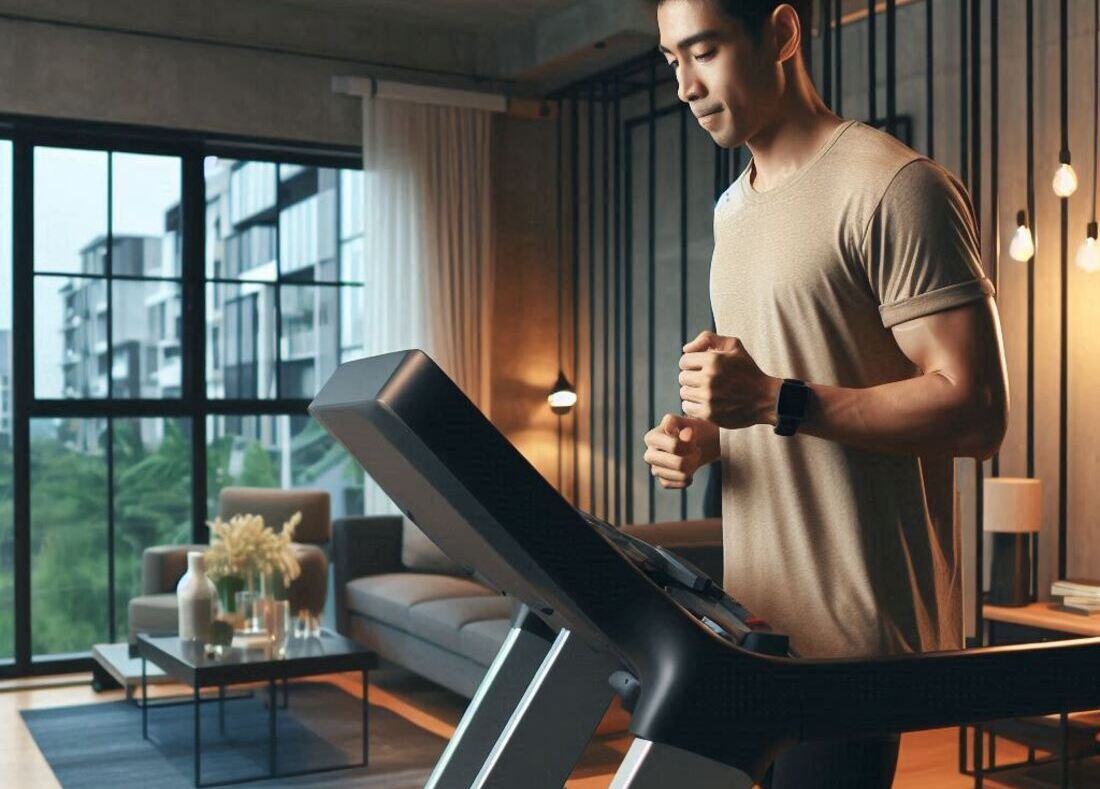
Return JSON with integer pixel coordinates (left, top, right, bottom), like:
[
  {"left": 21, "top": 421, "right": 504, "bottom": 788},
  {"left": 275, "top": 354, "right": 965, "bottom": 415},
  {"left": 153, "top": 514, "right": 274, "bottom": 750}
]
[{"left": 746, "top": 89, "right": 844, "bottom": 194}]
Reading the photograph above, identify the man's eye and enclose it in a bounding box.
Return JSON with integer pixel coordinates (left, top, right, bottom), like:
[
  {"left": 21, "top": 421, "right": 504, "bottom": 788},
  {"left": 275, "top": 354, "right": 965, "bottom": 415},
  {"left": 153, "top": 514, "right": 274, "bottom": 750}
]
[
  {"left": 694, "top": 48, "right": 716, "bottom": 61},
  {"left": 666, "top": 60, "right": 678, "bottom": 70}
]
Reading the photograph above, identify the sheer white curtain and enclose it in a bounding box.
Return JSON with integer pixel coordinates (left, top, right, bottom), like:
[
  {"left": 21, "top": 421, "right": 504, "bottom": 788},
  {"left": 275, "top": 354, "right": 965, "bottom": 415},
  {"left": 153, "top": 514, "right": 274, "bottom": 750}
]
[{"left": 360, "top": 96, "right": 495, "bottom": 515}]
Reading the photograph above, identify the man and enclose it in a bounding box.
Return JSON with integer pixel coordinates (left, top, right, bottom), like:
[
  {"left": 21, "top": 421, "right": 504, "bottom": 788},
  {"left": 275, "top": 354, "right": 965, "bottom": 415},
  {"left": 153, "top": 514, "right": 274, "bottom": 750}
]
[{"left": 643, "top": 1, "right": 1009, "bottom": 786}]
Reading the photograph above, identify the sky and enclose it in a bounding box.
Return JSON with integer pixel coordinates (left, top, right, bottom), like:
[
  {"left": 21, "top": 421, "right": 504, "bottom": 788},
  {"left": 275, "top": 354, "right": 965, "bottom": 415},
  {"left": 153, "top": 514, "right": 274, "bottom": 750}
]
[{"left": 29, "top": 149, "right": 183, "bottom": 396}]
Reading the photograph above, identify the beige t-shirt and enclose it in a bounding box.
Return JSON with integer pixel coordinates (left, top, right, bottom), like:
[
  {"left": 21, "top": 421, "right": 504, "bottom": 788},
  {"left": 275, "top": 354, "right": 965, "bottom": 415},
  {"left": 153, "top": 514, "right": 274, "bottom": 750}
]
[{"left": 712, "top": 119, "right": 993, "bottom": 658}]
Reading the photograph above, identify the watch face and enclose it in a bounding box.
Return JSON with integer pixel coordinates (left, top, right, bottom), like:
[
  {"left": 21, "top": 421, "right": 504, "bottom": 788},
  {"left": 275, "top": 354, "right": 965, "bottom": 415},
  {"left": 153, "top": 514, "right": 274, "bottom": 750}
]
[{"left": 777, "top": 381, "right": 809, "bottom": 417}]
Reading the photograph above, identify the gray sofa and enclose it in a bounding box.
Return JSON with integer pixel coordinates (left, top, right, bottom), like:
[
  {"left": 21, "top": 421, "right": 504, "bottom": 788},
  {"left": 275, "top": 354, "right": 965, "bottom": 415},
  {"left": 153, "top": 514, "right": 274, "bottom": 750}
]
[{"left": 332, "top": 514, "right": 724, "bottom": 698}]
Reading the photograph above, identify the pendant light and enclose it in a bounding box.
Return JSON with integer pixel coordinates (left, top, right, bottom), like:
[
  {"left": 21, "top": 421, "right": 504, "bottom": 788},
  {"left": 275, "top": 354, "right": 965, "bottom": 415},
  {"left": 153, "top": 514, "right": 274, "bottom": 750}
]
[
  {"left": 548, "top": 370, "right": 578, "bottom": 414},
  {"left": 549, "top": 101, "right": 577, "bottom": 415},
  {"left": 1077, "top": 0, "right": 1100, "bottom": 272},
  {"left": 1010, "top": 210, "right": 1036, "bottom": 262},
  {"left": 1054, "top": 1, "right": 1078, "bottom": 198}
]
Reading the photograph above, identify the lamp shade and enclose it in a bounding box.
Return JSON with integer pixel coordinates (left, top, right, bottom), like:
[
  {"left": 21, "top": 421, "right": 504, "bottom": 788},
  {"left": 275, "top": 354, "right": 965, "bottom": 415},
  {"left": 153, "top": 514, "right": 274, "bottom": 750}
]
[
  {"left": 982, "top": 477, "right": 1042, "bottom": 533},
  {"left": 547, "top": 370, "right": 577, "bottom": 415}
]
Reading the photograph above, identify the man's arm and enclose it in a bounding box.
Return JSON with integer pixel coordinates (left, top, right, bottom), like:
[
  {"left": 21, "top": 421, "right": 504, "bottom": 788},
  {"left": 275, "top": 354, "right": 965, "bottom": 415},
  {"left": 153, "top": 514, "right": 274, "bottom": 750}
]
[
  {"left": 790, "top": 296, "right": 1008, "bottom": 459},
  {"left": 678, "top": 296, "right": 1009, "bottom": 460}
]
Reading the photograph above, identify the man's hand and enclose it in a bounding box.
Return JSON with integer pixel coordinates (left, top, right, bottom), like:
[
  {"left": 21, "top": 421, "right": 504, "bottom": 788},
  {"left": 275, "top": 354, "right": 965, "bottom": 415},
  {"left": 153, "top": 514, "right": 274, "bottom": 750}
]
[
  {"left": 643, "top": 413, "right": 719, "bottom": 489},
  {"left": 678, "top": 331, "right": 781, "bottom": 429}
]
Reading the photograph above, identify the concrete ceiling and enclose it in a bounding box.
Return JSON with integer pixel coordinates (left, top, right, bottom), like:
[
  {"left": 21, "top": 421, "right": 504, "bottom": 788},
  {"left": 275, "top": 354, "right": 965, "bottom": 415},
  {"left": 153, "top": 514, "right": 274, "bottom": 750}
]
[
  {"left": 273, "top": 0, "right": 660, "bottom": 91},
  {"left": 276, "top": 0, "right": 585, "bottom": 34}
]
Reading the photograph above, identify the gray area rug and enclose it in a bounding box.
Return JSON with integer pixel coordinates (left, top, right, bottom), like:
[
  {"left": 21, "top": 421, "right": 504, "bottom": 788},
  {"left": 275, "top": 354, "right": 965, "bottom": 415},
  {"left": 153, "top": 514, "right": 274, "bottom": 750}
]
[{"left": 21, "top": 681, "right": 446, "bottom": 788}]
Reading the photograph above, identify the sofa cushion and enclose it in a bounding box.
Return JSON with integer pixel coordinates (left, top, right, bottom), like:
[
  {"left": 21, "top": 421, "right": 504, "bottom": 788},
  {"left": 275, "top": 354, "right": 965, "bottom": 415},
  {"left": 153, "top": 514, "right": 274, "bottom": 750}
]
[
  {"left": 458, "top": 618, "right": 513, "bottom": 666},
  {"left": 128, "top": 593, "right": 179, "bottom": 643},
  {"left": 407, "top": 595, "right": 513, "bottom": 654},
  {"left": 345, "top": 573, "right": 492, "bottom": 632},
  {"left": 401, "top": 517, "right": 469, "bottom": 576}
]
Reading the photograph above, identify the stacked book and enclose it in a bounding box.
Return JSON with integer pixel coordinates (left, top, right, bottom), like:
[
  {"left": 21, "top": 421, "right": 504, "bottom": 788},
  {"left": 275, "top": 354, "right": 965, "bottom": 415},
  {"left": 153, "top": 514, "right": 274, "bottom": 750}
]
[{"left": 1051, "top": 579, "right": 1100, "bottom": 614}]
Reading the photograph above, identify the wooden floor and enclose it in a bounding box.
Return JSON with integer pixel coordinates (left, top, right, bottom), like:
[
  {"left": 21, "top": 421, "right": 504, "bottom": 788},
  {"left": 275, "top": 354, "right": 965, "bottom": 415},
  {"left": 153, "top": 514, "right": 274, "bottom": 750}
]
[{"left": 0, "top": 671, "right": 1053, "bottom": 788}]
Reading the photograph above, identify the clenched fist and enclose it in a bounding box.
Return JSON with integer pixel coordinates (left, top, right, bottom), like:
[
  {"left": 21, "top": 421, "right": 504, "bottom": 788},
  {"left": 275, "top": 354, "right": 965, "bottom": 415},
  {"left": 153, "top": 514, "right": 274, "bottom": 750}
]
[
  {"left": 643, "top": 413, "right": 720, "bottom": 489},
  {"left": 679, "top": 331, "right": 780, "bottom": 430}
]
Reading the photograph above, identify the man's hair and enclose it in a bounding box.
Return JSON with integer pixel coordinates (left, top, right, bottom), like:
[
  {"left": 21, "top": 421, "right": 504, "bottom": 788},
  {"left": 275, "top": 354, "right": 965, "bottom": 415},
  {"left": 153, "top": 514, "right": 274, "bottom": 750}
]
[{"left": 657, "top": 0, "right": 813, "bottom": 64}]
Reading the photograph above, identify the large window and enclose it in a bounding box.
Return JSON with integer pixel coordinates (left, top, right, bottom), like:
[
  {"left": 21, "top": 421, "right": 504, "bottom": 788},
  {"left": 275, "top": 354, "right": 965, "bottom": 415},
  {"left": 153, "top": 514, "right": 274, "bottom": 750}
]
[
  {"left": 204, "top": 158, "right": 362, "bottom": 400},
  {"left": 8, "top": 137, "right": 365, "bottom": 668}
]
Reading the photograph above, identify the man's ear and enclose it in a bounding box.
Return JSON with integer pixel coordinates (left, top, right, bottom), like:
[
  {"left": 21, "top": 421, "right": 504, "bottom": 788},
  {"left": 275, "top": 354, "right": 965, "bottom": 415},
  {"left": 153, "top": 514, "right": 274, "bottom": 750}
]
[{"left": 770, "top": 4, "right": 803, "bottom": 65}]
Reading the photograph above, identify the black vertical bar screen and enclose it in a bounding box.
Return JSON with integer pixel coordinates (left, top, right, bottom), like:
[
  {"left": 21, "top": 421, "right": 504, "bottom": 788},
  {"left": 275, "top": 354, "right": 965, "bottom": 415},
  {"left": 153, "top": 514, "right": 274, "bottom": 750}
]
[
  {"left": 976, "top": 0, "right": 985, "bottom": 638},
  {"left": 647, "top": 62, "right": 657, "bottom": 524},
  {"left": 588, "top": 98, "right": 597, "bottom": 514},
  {"left": 556, "top": 102, "right": 564, "bottom": 492},
  {"left": 926, "top": 0, "right": 934, "bottom": 158},
  {"left": 823, "top": 0, "right": 833, "bottom": 109},
  {"left": 868, "top": 0, "right": 876, "bottom": 122},
  {"left": 571, "top": 97, "right": 581, "bottom": 507},
  {"left": 1025, "top": 0, "right": 1038, "bottom": 598},
  {"left": 602, "top": 88, "right": 610, "bottom": 520},
  {"left": 679, "top": 103, "right": 689, "bottom": 521},
  {"left": 966, "top": 0, "right": 984, "bottom": 776},
  {"left": 885, "top": 0, "right": 896, "bottom": 135},
  {"left": 1058, "top": 0, "right": 1069, "bottom": 580},
  {"left": 625, "top": 124, "right": 635, "bottom": 520},
  {"left": 960, "top": 0, "right": 969, "bottom": 186},
  {"left": 835, "top": 0, "right": 843, "bottom": 116},
  {"left": 613, "top": 80, "right": 623, "bottom": 525},
  {"left": 990, "top": 0, "right": 1000, "bottom": 480}
]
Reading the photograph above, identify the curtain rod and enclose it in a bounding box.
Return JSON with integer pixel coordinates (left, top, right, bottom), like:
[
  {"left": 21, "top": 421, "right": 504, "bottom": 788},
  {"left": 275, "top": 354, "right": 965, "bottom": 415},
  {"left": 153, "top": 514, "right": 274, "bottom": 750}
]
[{"left": 332, "top": 75, "right": 509, "bottom": 113}]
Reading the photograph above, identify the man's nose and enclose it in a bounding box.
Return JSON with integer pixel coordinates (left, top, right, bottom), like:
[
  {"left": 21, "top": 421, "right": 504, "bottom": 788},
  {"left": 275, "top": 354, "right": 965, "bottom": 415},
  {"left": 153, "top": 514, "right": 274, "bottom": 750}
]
[{"left": 677, "top": 65, "right": 704, "bottom": 104}]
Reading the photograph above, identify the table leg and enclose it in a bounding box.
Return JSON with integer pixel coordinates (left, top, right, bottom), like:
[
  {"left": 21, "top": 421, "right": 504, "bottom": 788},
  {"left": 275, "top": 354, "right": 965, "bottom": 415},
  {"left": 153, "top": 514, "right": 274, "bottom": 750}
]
[
  {"left": 141, "top": 657, "right": 148, "bottom": 740},
  {"left": 269, "top": 679, "right": 277, "bottom": 777},
  {"left": 973, "top": 722, "right": 984, "bottom": 787},
  {"left": 1060, "top": 712, "right": 1069, "bottom": 789},
  {"left": 367, "top": 669, "right": 376, "bottom": 765},
  {"left": 194, "top": 685, "right": 202, "bottom": 788},
  {"left": 218, "top": 685, "right": 225, "bottom": 736}
]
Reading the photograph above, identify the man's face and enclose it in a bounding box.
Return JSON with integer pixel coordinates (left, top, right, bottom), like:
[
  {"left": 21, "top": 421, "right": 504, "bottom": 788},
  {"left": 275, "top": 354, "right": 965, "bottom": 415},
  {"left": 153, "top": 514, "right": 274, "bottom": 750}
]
[{"left": 657, "top": 0, "right": 781, "bottom": 148}]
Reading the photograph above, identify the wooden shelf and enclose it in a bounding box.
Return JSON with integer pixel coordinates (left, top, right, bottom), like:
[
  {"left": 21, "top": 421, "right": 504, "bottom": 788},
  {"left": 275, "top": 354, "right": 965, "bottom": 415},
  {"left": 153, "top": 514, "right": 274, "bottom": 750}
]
[{"left": 984, "top": 602, "right": 1100, "bottom": 638}]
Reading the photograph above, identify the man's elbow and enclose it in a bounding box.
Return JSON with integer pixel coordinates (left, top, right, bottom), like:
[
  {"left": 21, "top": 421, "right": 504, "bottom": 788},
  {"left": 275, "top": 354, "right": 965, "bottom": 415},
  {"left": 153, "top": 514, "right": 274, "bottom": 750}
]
[{"left": 963, "top": 385, "right": 1008, "bottom": 461}]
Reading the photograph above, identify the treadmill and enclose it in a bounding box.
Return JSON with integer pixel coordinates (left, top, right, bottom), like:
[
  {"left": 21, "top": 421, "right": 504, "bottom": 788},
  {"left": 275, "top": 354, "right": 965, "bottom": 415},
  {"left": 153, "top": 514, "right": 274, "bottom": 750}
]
[{"left": 310, "top": 350, "right": 1100, "bottom": 789}]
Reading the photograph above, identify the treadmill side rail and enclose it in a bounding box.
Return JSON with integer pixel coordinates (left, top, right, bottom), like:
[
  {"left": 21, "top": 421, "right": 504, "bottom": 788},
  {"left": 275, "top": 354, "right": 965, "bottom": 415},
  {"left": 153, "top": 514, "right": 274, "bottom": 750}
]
[
  {"left": 472, "top": 627, "right": 621, "bottom": 789},
  {"left": 425, "top": 613, "right": 555, "bottom": 789}
]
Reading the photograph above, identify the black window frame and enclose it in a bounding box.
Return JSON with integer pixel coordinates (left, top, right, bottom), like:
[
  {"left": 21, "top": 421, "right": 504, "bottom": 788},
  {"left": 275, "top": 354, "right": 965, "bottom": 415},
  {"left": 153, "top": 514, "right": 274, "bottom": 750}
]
[{"left": 1, "top": 113, "right": 363, "bottom": 678}]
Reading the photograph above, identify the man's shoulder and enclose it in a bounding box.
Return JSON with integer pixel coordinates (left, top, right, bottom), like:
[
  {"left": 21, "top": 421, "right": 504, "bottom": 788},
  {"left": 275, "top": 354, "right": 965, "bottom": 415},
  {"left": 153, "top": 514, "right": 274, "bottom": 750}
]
[{"left": 829, "top": 121, "right": 932, "bottom": 196}]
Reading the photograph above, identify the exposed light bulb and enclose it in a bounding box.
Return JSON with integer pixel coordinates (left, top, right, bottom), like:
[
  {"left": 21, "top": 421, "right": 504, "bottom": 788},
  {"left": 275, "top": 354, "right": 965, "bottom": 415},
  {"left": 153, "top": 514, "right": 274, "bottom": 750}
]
[
  {"left": 1053, "top": 162, "right": 1078, "bottom": 198},
  {"left": 1009, "top": 210, "right": 1035, "bottom": 262},
  {"left": 1076, "top": 222, "right": 1100, "bottom": 272},
  {"left": 548, "top": 370, "right": 577, "bottom": 414}
]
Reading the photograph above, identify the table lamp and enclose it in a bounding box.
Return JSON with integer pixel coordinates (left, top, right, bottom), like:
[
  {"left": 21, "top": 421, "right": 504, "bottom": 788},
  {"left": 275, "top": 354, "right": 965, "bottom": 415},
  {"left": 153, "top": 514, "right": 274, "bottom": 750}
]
[{"left": 983, "top": 478, "right": 1042, "bottom": 607}]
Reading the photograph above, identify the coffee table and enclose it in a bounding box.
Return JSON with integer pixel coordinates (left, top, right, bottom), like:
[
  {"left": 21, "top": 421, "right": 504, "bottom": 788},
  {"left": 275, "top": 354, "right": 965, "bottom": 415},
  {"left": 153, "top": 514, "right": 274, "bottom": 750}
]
[{"left": 136, "top": 631, "right": 378, "bottom": 787}]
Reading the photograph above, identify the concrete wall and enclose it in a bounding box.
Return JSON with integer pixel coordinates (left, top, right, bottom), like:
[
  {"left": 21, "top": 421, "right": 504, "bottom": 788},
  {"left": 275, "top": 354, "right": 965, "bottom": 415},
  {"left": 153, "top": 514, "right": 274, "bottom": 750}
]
[{"left": 489, "top": 114, "right": 562, "bottom": 485}]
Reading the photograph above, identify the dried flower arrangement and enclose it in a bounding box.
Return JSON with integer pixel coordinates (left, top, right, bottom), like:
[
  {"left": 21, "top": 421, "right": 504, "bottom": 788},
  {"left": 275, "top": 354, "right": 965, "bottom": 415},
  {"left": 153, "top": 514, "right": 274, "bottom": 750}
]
[{"left": 204, "top": 511, "right": 303, "bottom": 586}]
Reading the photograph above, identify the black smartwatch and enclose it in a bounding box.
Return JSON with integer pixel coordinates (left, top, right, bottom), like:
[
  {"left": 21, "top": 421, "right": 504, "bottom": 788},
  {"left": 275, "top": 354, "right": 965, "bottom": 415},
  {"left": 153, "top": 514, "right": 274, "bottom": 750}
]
[{"left": 774, "top": 378, "right": 810, "bottom": 436}]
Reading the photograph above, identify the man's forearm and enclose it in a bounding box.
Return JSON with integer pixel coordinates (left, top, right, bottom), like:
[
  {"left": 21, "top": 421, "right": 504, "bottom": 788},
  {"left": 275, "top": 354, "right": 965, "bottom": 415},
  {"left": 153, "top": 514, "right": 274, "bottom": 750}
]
[{"left": 756, "top": 372, "right": 1006, "bottom": 459}]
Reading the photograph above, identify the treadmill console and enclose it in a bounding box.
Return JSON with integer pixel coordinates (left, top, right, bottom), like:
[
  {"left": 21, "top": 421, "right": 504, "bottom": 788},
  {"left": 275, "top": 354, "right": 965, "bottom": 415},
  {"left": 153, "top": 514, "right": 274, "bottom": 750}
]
[{"left": 575, "top": 509, "right": 791, "bottom": 658}]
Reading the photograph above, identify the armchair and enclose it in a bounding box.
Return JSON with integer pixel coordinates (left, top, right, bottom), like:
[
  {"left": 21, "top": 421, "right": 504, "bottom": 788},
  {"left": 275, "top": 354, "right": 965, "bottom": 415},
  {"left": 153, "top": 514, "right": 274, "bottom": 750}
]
[{"left": 127, "top": 487, "right": 331, "bottom": 646}]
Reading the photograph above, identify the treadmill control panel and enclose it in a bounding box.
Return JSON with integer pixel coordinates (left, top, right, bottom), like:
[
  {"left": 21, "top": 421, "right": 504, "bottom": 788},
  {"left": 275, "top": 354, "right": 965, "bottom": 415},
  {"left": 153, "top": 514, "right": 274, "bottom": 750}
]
[{"left": 575, "top": 509, "right": 792, "bottom": 658}]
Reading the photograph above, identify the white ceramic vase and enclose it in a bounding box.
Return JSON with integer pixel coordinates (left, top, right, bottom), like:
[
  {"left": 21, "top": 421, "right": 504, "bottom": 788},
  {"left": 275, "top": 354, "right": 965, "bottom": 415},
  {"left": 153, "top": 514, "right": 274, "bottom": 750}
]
[{"left": 177, "top": 551, "right": 217, "bottom": 642}]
